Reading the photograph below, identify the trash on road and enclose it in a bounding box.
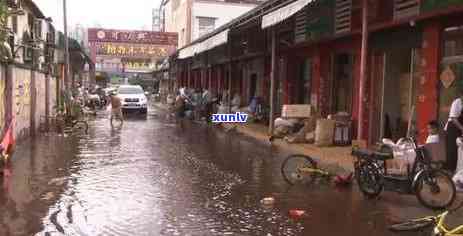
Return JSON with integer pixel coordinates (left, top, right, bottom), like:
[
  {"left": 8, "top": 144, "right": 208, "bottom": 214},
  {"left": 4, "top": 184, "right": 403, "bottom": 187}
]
[
  {"left": 333, "top": 172, "right": 353, "bottom": 186},
  {"left": 260, "top": 197, "right": 275, "bottom": 205},
  {"left": 289, "top": 209, "right": 307, "bottom": 219}
]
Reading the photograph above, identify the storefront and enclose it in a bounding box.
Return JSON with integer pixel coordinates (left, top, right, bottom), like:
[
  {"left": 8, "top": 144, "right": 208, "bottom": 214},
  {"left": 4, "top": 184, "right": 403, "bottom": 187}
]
[
  {"left": 368, "top": 27, "right": 423, "bottom": 143},
  {"left": 438, "top": 18, "right": 463, "bottom": 127}
]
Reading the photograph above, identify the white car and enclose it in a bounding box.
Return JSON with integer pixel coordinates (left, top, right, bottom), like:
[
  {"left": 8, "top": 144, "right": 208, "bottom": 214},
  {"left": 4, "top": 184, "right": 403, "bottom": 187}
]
[{"left": 117, "top": 85, "right": 148, "bottom": 114}]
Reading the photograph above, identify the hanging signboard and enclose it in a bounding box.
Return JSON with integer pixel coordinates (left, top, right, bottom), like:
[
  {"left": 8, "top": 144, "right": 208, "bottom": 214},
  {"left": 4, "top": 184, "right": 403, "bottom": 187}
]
[
  {"left": 93, "top": 42, "right": 173, "bottom": 59},
  {"left": 88, "top": 28, "right": 178, "bottom": 45}
]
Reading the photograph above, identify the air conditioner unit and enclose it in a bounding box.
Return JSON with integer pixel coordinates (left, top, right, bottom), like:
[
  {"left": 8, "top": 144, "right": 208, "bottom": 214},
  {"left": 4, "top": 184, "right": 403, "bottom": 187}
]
[{"left": 7, "top": 0, "right": 21, "bottom": 8}]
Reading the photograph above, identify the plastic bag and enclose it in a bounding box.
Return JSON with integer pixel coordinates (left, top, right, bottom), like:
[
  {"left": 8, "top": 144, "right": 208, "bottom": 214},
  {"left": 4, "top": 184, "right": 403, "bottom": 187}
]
[
  {"left": 457, "top": 137, "right": 463, "bottom": 173},
  {"left": 315, "top": 119, "right": 335, "bottom": 146},
  {"left": 382, "top": 138, "right": 416, "bottom": 174},
  {"left": 453, "top": 171, "right": 463, "bottom": 192}
]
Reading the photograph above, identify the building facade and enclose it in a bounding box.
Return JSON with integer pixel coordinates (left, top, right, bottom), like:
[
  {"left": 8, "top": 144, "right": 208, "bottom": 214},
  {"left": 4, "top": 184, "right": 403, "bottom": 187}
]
[
  {"left": 152, "top": 8, "right": 161, "bottom": 31},
  {"left": 172, "top": 0, "right": 463, "bottom": 145},
  {"left": 0, "top": 0, "right": 92, "bottom": 142},
  {"left": 159, "top": 0, "right": 264, "bottom": 48}
]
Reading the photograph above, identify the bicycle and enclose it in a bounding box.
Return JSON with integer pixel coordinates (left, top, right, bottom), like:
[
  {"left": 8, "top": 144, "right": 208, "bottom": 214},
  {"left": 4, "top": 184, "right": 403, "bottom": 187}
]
[
  {"left": 281, "top": 154, "right": 353, "bottom": 186},
  {"left": 352, "top": 137, "right": 456, "bottom": 210},
  {"left": 389, "top": 201, "right": 463, "bottom": 235}
]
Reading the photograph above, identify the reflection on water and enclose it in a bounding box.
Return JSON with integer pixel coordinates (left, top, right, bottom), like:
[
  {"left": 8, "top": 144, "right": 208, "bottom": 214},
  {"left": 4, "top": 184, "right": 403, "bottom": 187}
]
[{"left": 0, "top": 107, "right": 446, "bottom": 236}]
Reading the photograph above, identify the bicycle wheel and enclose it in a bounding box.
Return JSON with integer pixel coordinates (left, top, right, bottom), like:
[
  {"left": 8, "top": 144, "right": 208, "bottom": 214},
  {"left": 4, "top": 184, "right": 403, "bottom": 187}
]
[
  {"left": 281, "top": 154, "right": 318, "bottom": 185},
  {"left": 415, "top": 169, "right": 456, "bottom": 210},
  {"left": 72, "top": 121, "right": 89, "bottom": 135},
  {"left": 355, "top": 161, "right": 383, "bottom": 198},
  {"left": 389, "top": 219, "right": 434, "bottom": 232}
]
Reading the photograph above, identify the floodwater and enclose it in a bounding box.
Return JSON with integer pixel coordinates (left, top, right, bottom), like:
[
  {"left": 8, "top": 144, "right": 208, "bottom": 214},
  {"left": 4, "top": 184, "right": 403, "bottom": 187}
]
[{"left": 0, "top": 105, "right": 460, "bottom": 236}]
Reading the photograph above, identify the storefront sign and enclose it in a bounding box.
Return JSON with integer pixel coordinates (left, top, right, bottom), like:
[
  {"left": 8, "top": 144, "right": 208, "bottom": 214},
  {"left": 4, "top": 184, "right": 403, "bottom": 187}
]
[
  {"left": 88, "top": 28, "right": 178, "bottom": 45},
  {"left": 121, "top": 58, "right": 153, "bottom": 70}
]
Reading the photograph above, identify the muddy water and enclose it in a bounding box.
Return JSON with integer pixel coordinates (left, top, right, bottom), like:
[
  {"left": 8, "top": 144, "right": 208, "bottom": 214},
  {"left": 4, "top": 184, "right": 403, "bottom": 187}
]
[{"left": 0, "top": 107, "right": 447, "bottom": 236}]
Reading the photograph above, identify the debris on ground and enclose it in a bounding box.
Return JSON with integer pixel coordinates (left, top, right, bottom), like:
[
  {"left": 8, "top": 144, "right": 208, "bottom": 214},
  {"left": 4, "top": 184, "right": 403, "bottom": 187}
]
[
  {"left": 289, "top": 209, "right": 307, "bottom": 219},
  {"left": 333, "top": 172, "right": 353, "bottom": 186},
  {"left": 260, "top": 197, "right": 275, "bottom": 205}
]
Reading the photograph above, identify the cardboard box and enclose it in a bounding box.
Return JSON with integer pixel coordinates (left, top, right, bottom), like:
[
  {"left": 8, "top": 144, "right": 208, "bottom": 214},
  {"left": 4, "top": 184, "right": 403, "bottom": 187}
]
[{"left": 281, "top": 105, "right": 312, "bottom": 118}]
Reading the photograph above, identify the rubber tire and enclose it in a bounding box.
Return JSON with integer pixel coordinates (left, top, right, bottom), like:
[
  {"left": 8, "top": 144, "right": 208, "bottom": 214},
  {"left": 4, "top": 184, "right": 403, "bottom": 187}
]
[
  {"left": 355, "top": 161, "right": 383, "bottom": 199},
  {"left": 389, "top": 219, "right": 434, "bottom": 232},
  {"left": 141, "top": 108, "right": 148, "bottom": 114},
  {"left": 281, "top": 154, "right": 318, "bottom": 185},
  {"left": 415, "top": 169, "right": 456, "bottom": 210}
]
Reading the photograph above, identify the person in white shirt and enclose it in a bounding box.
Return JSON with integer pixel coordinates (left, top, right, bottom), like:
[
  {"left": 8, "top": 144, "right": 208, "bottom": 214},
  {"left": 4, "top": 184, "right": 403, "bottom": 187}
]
[
  {"left": 445, "top": 89, "right": 463, "bottom": 171},
  {"left": 426, "top": 120, "right": 440, "bottom": 144}
]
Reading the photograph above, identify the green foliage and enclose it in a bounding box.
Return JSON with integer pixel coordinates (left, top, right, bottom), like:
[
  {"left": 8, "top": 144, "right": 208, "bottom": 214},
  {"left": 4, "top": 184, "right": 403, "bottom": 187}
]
[{"left": 0, "top": 1, "right": 8, "bottom": 43}]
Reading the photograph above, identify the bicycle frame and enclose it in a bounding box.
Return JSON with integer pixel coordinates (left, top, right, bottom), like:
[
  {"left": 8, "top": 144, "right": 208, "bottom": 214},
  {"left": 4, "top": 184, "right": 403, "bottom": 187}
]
[
  {"left": 435, "top": 212, "right": 463, "bottom": 235},
  {"left": 299, "top": 166, "right": 331, "bottom": 177}
]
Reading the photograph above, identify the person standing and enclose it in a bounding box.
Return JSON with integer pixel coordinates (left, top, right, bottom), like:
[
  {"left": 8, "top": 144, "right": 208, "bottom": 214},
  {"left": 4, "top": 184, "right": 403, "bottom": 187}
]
[
  {"left": 110, "top": 92, "right": 123, "bottom": 126},
  {"left": 175, "top": 93, "right": 186, "bottom": 128},
  {"left": 445, "top": 88, "right": 463, "bottom": 172}
]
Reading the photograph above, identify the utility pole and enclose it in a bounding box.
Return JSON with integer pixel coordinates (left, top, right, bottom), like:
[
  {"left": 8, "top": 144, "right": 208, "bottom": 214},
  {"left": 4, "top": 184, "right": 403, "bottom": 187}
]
[
  {"left": 63, "top": 0, "right": 71, "bottom": 90},
  {"left": 357, "top": 0, "right": 369, "bottom": 140}
]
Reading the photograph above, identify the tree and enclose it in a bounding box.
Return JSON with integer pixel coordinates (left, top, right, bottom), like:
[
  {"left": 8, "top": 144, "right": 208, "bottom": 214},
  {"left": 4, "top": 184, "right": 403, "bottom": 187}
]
[{"left": 0, "top": 1, "right": 12, "bottom": 62}]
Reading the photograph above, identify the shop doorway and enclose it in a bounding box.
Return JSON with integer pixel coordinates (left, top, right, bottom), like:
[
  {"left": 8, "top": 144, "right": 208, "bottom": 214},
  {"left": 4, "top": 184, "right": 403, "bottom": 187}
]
[
  {"left": 249, "top": 74, "right": 257, "bottom": 100},
  {"left": 370, "top": 48, "right": 421, "bottom": 143},
  {"left": 298, "top": 58, "right": 312, "bottom": 104},
  {"left": 332, "top": 53, "right": 354, "bottom": 114}
]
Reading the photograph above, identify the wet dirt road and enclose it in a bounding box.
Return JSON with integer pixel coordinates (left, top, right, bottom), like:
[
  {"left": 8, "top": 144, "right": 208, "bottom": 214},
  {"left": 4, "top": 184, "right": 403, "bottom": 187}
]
[{"left": 0, "top": 106, "right": 461, "bottom": 236}]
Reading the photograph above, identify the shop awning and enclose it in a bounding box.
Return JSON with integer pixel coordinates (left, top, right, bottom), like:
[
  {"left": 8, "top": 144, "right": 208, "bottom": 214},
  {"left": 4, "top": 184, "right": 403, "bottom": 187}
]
[
  {"left": 196, "top": 29, "right": 229, "bottom": 54},
  {"left": 178, "top": 44, "right": 197, "bottom": 59},
  {"left": 178, "top": 29, "right": 229, "bottom": 59},
  {"left": 261, "top": 0, "right": 314, "bottom": 29}
]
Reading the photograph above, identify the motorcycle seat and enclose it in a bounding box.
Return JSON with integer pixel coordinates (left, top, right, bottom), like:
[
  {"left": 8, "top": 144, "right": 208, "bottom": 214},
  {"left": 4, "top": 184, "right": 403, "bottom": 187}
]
[{"left": 352, "top": 148, "right": 393, "bottom": 161}]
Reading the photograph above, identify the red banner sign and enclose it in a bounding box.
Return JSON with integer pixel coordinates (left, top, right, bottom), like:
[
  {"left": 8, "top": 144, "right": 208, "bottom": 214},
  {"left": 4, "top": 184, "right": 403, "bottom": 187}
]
[{"left": 88, "top": 28, "right": 178, "bottom": 46}]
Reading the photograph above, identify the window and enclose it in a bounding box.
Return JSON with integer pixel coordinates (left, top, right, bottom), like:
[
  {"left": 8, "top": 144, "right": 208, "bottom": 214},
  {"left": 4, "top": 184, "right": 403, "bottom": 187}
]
[
  {"left": 197, "top": 17, "right": 215, "bottom": 37},
  {"left": 443, "top": 26, "right": 463, "bottom": 58}
]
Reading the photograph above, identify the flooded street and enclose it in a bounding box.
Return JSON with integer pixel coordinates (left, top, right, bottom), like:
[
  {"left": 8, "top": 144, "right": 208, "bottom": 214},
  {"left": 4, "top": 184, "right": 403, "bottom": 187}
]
[{"left": 0, "top": 106, "right": 459, "bottom": 236}]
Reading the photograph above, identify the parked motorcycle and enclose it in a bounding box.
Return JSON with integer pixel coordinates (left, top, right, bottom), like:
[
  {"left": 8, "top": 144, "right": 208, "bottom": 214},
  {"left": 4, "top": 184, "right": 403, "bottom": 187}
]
[{"left": 353, "top": 136, "right": 456, "bottom": 210}]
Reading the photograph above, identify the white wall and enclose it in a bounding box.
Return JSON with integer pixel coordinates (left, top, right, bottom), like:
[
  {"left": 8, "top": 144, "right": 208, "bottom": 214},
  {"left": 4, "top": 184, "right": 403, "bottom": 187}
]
[
  {"left": 164, "top": 0, "right": 190, "bottom": 48},
  {"left": 192, "top": 1, "right": 257, "bottom": 40}
]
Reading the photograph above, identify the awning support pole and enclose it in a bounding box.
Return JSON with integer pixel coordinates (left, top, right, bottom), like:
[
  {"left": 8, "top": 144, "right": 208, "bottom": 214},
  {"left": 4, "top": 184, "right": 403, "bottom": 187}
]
[
  {"left": 358, "top": 0, "right": 369, "bottom": 140},
  {"left": 269, "top": 28, "right": 276, "bottom": 135},
  {"left": 228, "top": 37, "right": 232, "bottom": 113}
]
